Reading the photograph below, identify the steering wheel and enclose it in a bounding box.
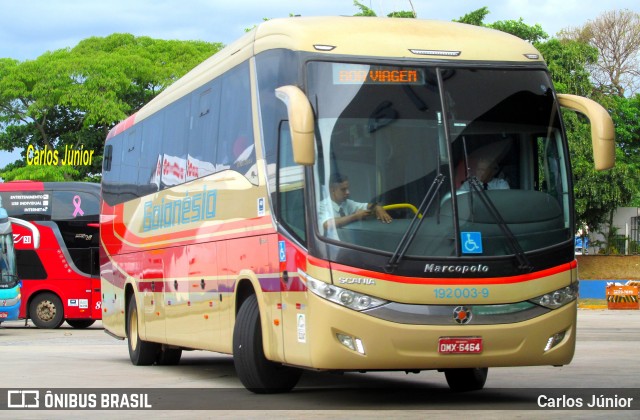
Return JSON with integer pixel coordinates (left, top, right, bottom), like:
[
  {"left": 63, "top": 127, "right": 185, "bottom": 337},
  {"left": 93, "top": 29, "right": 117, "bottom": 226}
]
[{"left": 383, "top": 203, "right": 422, "bottom": 218}]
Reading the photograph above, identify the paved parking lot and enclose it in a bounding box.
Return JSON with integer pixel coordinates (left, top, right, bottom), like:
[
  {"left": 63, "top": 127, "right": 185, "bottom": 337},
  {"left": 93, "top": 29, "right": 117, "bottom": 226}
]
[{"left": 0, "top": 309, "right": 638, "bottom": 418}]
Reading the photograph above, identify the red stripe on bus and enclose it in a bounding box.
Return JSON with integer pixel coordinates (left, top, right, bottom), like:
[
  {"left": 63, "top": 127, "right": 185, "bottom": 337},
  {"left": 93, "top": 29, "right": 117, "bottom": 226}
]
[
  {"left": 324, "top": 259, "right": 577, "bottom": 285},
  {"left": 0, "top": 180, "right": 45, "bottom": 191},
  {"left": 106, "top": 114, "right": 137, "bottom": 139}
]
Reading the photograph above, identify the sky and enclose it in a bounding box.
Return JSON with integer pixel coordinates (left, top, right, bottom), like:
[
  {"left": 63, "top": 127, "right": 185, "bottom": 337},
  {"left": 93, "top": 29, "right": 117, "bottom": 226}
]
[{"left": 1, "top": 0, "right": 639, "bottom": 169}]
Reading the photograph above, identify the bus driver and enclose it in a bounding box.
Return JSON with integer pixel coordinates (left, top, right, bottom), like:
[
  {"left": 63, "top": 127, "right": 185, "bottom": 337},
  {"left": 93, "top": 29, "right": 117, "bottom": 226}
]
[
  {"left": 318, "top": 173, "right": 392, "bottom": 233},
  {"left": 459, "top": 156, "right": 509, "bottom": 191}
]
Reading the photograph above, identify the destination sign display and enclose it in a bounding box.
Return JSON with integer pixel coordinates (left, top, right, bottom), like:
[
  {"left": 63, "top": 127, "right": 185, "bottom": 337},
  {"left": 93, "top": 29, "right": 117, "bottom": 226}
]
[{"left": 333, "top": 64, "right": 424, "bottom": 85}]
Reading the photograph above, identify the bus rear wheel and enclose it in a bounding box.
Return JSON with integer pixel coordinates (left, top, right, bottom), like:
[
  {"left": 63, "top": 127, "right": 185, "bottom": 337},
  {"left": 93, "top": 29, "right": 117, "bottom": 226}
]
[
  {"left": 443, "top": 367, "right": 488, "bottom": 392},
  {"left": 233, "top": 294, "right": 302, "bottom": 393},
  {"left": 66, "top": 319, "right": 96, "bottom": 329},
  {"left": 126, "top": 296, "right": 159, "bottom": 365},
  {"left": 29, "top": 292, "right": 64, "bottom": 329}
]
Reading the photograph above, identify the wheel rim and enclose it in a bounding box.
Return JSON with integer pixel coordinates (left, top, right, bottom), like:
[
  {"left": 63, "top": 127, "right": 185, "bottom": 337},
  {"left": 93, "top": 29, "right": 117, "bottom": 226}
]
[
  {"left": 36, "top": 300, "right": 57, "bottom": 322},
  {"left": 129, "top": 306, "right": 138, "bottom": 351}
]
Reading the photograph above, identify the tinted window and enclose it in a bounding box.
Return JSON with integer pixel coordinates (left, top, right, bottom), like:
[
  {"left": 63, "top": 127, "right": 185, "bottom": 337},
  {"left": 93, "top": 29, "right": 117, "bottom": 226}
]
[
  {"left": 52, "top": 191, "right": 100, "bottom": 221},
  {"left": 138, "top": 113, "right": 163, "bottom": 197},
  {"left": 16, "top": 250, "right": 47, "bottom": 280},
  {"left": 188, "top": 81, "right": 221, "bottom": 181},
  {"left": 56, "top": 221, "right": 99, "bottom": 276},
  {"left": 161, "top": 98, "right": 189, "bottom": 187},
  {"left": 217, "top": 62, "right": 257, "bottom": 182}
]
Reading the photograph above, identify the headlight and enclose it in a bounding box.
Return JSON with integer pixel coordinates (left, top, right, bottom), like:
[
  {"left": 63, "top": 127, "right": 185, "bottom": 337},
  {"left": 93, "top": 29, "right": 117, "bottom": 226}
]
[
  {"left": 0, "top": 294, "right": 20, "bottom": 307},
  {"left": 300, "top": 270, "right": 388, "bottom": 311},
  {"left": 529, "top": 283, "right": 579, "bottom": 309}
]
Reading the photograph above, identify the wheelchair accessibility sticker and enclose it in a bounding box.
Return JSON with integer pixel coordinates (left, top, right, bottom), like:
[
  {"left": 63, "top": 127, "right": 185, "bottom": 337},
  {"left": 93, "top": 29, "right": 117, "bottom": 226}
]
[{"left": 461, "top": 232, "right": 483, "bottom": 254}]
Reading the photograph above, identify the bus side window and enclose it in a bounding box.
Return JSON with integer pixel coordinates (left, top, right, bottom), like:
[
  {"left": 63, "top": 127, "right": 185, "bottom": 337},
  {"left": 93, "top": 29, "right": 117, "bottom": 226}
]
[
  {"left": 16, "top": 250, "right": 47, "bottom": 280},
  {"left": 277, "top": 122, "right": 306, "bottom": 243},
  {"left": 187, "top": 83, "right": 220, "bottom": 181},
  {"left": 217, "top": 62, "right": 256, "bottom": 182}
]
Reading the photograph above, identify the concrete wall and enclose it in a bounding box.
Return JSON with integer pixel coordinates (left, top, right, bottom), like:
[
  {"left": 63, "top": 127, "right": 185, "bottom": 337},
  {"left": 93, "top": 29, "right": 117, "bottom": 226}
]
[{"left": 576, "top": 255, "right": 640, "bottom": 298}]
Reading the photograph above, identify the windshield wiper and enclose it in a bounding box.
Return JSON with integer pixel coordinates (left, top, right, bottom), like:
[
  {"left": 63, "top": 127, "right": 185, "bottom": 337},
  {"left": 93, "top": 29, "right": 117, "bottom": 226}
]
[
  {"left": 466, "top": 176, "right": 533, "bottom": 272},
  {"left": 385, "top": 173, "right": 445, "bottom": 273}
]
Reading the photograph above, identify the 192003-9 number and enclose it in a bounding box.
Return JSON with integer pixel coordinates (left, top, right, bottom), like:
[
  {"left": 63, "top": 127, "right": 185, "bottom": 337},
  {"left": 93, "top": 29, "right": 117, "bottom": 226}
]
[{"left": 434, "top": 288, "right": 490, "bottom": 299}]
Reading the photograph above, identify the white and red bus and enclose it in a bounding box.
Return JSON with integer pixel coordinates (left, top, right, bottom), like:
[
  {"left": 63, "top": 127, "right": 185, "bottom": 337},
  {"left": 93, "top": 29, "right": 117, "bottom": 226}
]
[
  {"left": 100, "top": 17, "right": 614, "bottom": 393},
  {"left": 0, "top": 181, "right": 101, "bottom": 328}
]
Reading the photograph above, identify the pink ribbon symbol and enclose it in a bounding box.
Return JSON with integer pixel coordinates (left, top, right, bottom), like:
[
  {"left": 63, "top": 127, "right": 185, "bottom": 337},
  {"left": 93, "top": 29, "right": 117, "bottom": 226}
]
[{"left": 72, "top": 195, "right": 84, "bottom": 217}]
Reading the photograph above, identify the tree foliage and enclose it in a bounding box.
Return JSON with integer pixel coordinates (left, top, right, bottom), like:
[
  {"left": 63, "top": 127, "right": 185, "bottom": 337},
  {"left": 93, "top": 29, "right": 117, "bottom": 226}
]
[
  {"left": 535, "top": 39, "right": 598, "bottom": 96},
  {"left": 454, "top": 7, "right": 548, "bottom": 43},
  {"left": 0, "top": 164, "right": 79, "bottom": 182},
  {"left": 353, "top": 1, "right": 376, "bottom": 17},
  {"left": 489, "top": 18, "right": 548, "bottom": 44},
  {"left": 387, "top": 11, "right": 415, "bottom": 19},
  {"left": 453, "top": 6, "right": 490, "bottom": 26},
  {"left": 567, "top": 110, "right": 638, "bottom": 231},
  {"left": 352, "top": 1, "right": 415, "bottom": 18},
  {"left": 0, "top": 34, "right": 222, "bottom": 181},
  {"left": 559, "top": 9, "right": 640, "bottom": 96}
]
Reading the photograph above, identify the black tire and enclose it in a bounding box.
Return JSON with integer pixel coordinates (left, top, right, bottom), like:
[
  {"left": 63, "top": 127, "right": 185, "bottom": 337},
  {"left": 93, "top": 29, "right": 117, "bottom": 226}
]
[
  {"left": 444, "top": 368, "right": 488, "bottom": 392},
  {"left": 126, "top": 296, "right": 159, "bottom": 365},
  {"left": 66, "top": 319, "right": 96, "bottom": 329},
  {"left": 29, "top": 292, "right": 64, "bottom": 329},
  {"left": 233, "top": 294, "right": 302, "bottom": 393},
  {"left": 156, "top": 347, "right": 182, "bottom": 365}
]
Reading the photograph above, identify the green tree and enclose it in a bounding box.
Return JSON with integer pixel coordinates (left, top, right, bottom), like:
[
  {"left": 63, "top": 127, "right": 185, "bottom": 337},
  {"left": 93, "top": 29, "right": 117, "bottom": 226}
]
[
  {"left": 387, "top": 11, "right": 415, "bottom": 18},
  {"left": 0, "top": 164, "right": 79, "bottom": 182},
  {"left": 610, "top": 94, "right": 640, "bottom": 163},
  {"left": 535, "top": 39, "right": 598, "bottom": 96},
  {"left": 489, "top": 18, "right": 548, "bottom": 44},
  {"left": 608, "top": 94, "right": 640, "bottom": 206},
  {"left": 453, "top": 6, "right": 490, "bottom": 26},
  {"left": 0, "top": 34, "right": 222, "bottom": 182},
  {"left": 352, "top": 1, "right": 416, "bottom": 18},
  {"left": 454, "top": 7, "right": 548, "bottom": 43},
  {"left": 353, "top": 1, "right": 376, "bottom": 17},
  {"left": 566, "top": 107, "right": 638, "bottom": 232}
]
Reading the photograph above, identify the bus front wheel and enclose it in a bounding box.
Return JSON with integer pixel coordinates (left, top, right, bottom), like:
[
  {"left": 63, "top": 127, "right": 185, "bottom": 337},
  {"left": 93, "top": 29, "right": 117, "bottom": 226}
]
[
  {"left": 233, "top": 294, "right": 302, "bottom": 393},
  {"left": 29, "top": 292, "right": 65, "bottom": 329},
  {"left": 126, "top": 296, "right": 159, "bottom": 365},
  {"left": 443, "top": 367, "right": 488, "bottom": 392}
]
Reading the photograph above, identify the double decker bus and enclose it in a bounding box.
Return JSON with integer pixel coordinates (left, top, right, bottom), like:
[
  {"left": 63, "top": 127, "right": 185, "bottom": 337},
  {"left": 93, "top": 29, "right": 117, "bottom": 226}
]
[
  {"left": 100, "top": 17, "right": 615, "bottom": 393},
  {"left": 0, "top": 181, "right": 101, "bottom": 328}
]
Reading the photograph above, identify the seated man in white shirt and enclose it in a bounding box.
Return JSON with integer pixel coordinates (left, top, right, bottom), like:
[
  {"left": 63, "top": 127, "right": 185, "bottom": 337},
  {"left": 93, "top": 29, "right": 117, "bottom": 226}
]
[
  {"left": 318, "top": 173, "right": 392, "bottom": 234},
  {"left": 459, "top": 156, "right": 509, "bottom": 191}
]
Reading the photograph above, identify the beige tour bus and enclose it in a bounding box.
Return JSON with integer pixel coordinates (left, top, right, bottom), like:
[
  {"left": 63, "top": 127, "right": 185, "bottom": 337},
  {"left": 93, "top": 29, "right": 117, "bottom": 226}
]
[{"left": 100, "top": 16, "right": 615, "bottom": 393}]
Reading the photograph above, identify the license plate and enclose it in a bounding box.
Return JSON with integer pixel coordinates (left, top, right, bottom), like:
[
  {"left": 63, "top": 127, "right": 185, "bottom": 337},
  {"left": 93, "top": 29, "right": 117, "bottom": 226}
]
[
  {"left": 438, "top": 337, "right": 483, "bottom": 354},
  {"left": 0, "top": 313, "right": 8, "bottom": 319}
]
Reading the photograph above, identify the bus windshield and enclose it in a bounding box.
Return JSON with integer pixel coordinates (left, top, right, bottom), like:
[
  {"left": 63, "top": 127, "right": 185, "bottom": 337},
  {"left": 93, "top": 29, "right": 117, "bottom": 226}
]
[
  {"left": 0, "top": 225, "right": 17, "bottom": 288},
  {"left": 309, "top": 61, "right": 571, "bottom": 259}
]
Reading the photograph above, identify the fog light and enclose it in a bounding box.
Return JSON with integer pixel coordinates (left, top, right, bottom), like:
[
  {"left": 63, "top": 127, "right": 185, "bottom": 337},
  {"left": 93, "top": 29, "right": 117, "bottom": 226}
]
[
  {"left": 336, "top": 333, "right": 366, "bottom": 355},
  {"left": 544, "top": 330, "right": 566, "bottom": 351}
]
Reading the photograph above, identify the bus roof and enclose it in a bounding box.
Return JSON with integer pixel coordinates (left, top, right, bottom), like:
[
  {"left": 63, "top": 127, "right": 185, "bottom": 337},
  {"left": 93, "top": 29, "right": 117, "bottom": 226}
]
[
  {"left": 108, "top": 16, "right": 544, "bottom": 137},
  {"left": 253, "top": 16, "right": 543, "bottom": 61}
]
